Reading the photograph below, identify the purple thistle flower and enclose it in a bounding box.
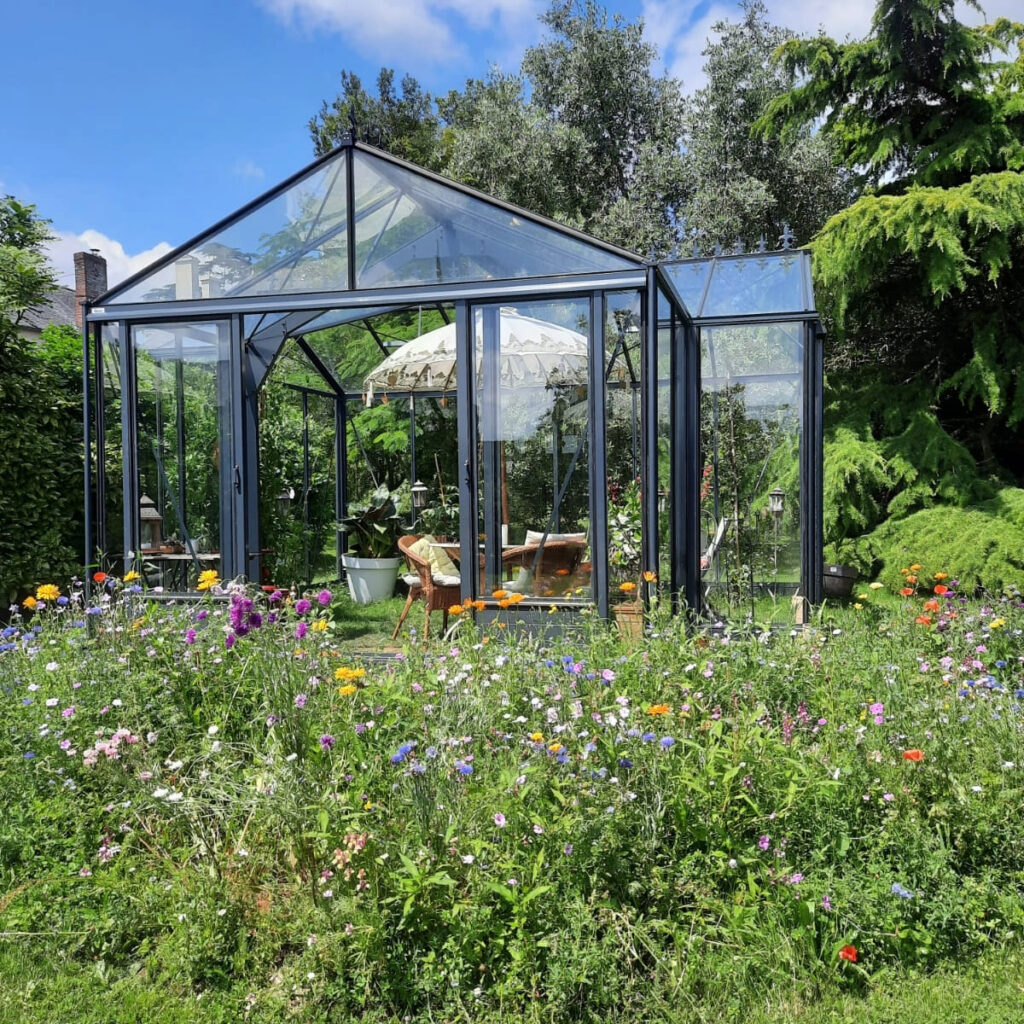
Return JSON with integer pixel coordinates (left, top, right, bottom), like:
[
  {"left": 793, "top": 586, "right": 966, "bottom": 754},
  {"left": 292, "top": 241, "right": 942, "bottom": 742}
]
[
  {"left": 317, "top": 589, "right": 332, "bottom": 606},
  {"left": 184, "top": 628, "right": 197, "bottom": 645},
  {"left": 295, "top": 598, "right": 312, "bottom": 616},
  {"left": 294, "top": 693, "right": 307, "bottom": 709},
  {"left": 225, "top": 633, "right": 236, "bottom": 649},
  {"left": 295, "top": 621, "right": 308, "bottom": 640},
  {"left": 319, "top": 734, "right": 335, "bottom": 751}
]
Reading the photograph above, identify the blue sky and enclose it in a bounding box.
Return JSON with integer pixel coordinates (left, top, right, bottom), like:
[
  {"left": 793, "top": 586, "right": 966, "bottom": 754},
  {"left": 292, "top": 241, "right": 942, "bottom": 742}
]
[{"left": 1, "top": 0, "right": 998, "bottom": 288}]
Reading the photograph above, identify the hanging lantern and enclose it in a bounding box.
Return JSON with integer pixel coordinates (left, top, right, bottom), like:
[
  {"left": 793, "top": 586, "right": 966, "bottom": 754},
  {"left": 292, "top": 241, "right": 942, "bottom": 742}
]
[
  {"left": 768, "top": 487, "right": 785, "bottom": 519},
  {"left": 411, "top": 480, "right": 428, "bottom": 509},
  {"left": 139, "top": 495, "right": 163, "bottom": 550}
]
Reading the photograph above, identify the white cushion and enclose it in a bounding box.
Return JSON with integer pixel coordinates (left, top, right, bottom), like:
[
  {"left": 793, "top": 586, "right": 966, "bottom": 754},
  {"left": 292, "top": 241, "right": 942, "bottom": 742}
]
[
  {"left": 432, "top": 573, "right": 461, "bottom": 587},
  {"left": 524, "top": 530, "right": 586, "bottom": 546},
  {"left": 402, "top": 573, "right": 421, "bottom": 587}
]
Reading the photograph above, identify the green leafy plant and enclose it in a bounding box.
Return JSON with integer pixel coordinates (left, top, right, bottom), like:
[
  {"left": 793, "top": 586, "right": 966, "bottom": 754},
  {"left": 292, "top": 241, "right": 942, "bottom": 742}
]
[{"left": 338, "top": 484, "right": 404, "bottom": 558}]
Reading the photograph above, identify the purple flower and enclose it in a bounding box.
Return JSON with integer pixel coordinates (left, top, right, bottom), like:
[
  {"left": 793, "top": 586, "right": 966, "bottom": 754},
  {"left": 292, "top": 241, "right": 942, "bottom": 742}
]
[
  {"left": 822, "top": 894, "right": 832, "bottom": 911},
  {"left": 494, "top": 812, "right": 507, "bottom": 827},
  {"left": 294, "top": 693, "right": 307, "bottom": 709},
  {"left": 788, "top": 873, "right": 804, "bottom": 885},
  {"left": 317, "top": 589, "right": 332, "bottom": 606},
  {"left": 319, "top": 734, "right": 335, "bottom": 751},
  {"left": 659, "top": 736, "right": 675, "bottom": 749},
  {"left": 295, "top": 621, "right": 308, "bottom": 640},
  {"left": 225, "top": 633, "right": 236, "bottom": 650},
  {"left": 758, "top": 835, "right": 770, "bottom": 851},
  {"left": 248, "top": 612, "right": 263, "bottom": 629},
  {"left": 184, "top": 628, "right": 197, "bottom": 645},
  {"left": 196, "top": 609, "right": 209, "bottom": 621},
  {"left": 268, "top": 590, "right": 283, "bottom": 604},
  {"left": 295, "top": 598, "right": 312, "bottom": 616}
]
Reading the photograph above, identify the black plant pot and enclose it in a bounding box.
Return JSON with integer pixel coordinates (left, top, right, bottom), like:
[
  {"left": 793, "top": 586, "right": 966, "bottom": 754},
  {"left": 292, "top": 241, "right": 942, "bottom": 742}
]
[{"left": 822, "top": 563, "right": 858, "bottom": 599}]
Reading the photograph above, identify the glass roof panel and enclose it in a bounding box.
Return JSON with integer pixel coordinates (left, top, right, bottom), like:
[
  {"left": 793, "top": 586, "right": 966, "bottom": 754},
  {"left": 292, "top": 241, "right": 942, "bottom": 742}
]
[
  {"left": 106, "top": 151, "right": 351, "bottom": 305},
  {"left": 353, "top": 150, "right": 639, "bottom": 288},
  {"left": 663, "top": 251, "right": 812, "bottom": 319}
]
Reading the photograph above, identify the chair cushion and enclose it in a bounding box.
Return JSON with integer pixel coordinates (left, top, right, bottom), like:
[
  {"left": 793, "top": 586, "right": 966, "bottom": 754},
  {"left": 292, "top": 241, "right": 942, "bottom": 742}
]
[
  {"left": 524, "top": 530, "right": 587, "bottom": 546},
  {"left": 409, "top": 535, "right": 461, "bottom": 581},
  {"left": 402, "top": 573, "right": 421, "bottom": 587},
  {"left": 432, "top": 573, "right": 462, "bottom": 587}
]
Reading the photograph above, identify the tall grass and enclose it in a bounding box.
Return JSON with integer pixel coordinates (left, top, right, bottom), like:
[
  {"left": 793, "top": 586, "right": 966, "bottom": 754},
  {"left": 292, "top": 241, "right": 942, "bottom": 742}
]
[{"left": 1, "top": 572, "right": 1022, "bottom": 1021}]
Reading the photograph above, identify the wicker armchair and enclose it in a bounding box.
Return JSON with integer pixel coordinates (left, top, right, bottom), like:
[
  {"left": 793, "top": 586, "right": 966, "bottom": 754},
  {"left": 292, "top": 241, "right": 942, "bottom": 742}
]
[
  {"left": 392, "top": 534, "right": 463, "bottom": 640},
  {"left": 499, "top": 538, "right": 586, "bottom": 596}
]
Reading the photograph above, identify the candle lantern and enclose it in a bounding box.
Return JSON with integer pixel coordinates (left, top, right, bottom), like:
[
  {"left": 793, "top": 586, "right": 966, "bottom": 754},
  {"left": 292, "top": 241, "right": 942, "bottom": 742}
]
[{"left": 139, "top": 495, "right": 163, "bottom": 550}]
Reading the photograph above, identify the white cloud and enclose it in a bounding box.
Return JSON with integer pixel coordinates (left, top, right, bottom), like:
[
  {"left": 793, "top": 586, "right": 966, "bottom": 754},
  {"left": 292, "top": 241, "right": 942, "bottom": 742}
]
[
  {"left": 258, "top": 0, "right": 542, "bottom": 64},
  {"left": 45, "top": 229, "right": 173, "bottom": 289},
  {"left": 234, "top": 158, "right": 266, "bottom": 180}
]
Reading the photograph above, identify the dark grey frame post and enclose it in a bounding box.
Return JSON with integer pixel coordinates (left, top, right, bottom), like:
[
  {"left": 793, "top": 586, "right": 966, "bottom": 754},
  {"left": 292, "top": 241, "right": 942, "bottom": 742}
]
[
  {"left": 587, "top": 291, "right": 610, "bottom": 621},
  {"left": 640, "top": 269, "right": 660, "bottom": 607},
  {"left": 478, "top": 305, "right": 503, "bottom": 590},
  {"left": 801, "top": 320, "right": 824, "bottom": 604},
  {"left": 240, "top": 314, "right": 262, "bottom": 584},
  {"left": 92, "top": 325, "right": 108, "bottom": 561},
  {"left": 335, "top": 394, "right": 347, "bottom": 579},
  {"left": 82, "top": 311, "right": 93, "bottom": 595},
  {"left": 670, "top": 306, "right": 701, "bottom": 616}
]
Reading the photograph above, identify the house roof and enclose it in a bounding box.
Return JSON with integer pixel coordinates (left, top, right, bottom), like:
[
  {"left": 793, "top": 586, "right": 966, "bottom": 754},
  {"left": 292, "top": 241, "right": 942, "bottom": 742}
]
[{"left": 21, "top": 286, "right": 77, "bottom": 331}]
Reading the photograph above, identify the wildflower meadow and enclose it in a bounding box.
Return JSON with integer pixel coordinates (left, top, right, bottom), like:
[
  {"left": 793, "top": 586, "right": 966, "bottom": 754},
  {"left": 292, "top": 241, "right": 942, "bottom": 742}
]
[{"left": 2, "top": 571, "right": 1023, "bottom": 1022}]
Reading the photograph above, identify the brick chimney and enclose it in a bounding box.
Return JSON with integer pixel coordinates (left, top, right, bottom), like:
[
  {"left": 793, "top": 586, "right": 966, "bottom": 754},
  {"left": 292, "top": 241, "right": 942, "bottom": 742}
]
[{"left": 74, "top": 249, "right": 108, "bottom": 331}]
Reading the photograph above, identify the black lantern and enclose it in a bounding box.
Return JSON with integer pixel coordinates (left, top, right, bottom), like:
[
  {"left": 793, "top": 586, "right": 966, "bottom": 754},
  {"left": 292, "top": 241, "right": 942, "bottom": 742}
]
[
  {"left": 411, "top": 480, "right": 428, "bottom": 509},
  {"left": 139, "top": 494, "right": 163, "bottom": 550}
]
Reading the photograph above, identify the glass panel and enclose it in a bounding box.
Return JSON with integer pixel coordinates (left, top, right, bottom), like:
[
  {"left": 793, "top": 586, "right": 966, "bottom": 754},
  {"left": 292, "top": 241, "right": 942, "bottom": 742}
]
[
  {"left": 98, "top": 324, "right": 123, "bottom": 565},
  {"left": 662, "top": 251, "right": 812, "bottom": 319},
  {"left": 474, "top": 300, "right": 592, "bottom": 602},
  {"left": 355, "top": 150, "right": 639, "bottom": 289},
  {"left": 134, "top": 321, "right": 228, "bottom": 589},
  {"left": 604, "top": 292, "right": 642, "bottom": 600},
  {"left": 108, "top": 152, "right": 350, "bottom": 304},
  {"left": 700, "top": 322, "right": 803, "bottom": 624},
  {"left": 656, "top": 291, "right": 674, "bottom": 592}
]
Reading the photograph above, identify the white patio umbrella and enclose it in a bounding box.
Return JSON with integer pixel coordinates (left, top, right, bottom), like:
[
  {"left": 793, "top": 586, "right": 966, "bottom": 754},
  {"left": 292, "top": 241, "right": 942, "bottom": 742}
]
[{"left": 363, "top": 309, "right": 589, "bottom": 404}]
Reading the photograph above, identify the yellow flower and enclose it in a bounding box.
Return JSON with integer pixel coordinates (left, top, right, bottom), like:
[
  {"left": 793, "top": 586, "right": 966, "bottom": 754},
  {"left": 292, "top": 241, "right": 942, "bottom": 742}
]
[
  {"left": 642, "top": 570, "right": 658, "bottom": 583},
  {"left": 989, "top": 618, "right": 1006, "bottom": 630},
  {"left": 36, "top": 584, "right": 60, "bottom": 602},
  {"left": 338, "top": 684, "right": 358, "bottom": 697},
  {"left": 910, "top": 563, "right": 922, "bottom": 571},
  {"left": 548, "top": 604, "right": 557, "bottom": 614},
  {"left": 448, "top": 604, "right": 465, "bottom": 615},
  {"left": 858, "top": 593, "right": 868, "bottom": 600},
  {"left": 934, "top": 571, "right": 949, "bottom": 581},
  {"left": 869, "top": 581, "right": 884, "bottom": 590},
  {"left": 123, "top": 570, "right": 140, "bottom": 583},
  {"left": 548, "top": 743, "right": 563, "bottom": 753},
  {"left": 22, "top": 595, "right": 37, "bottom": 610},
  {"left": 197, "top": 570, "right": 221, "bottom": 592},
  {"left": 647, "top": 703, "right": 671, "bottom": 716},
  {"left": 364, "top": 801, "right": 374, "bottom": 810},
  {"left": 334, "top": 667, "right": 366, "bottom": 682},
  {"left": 854, "top": 602, "right": 863, "bottom": 610},
  {"left": 312, "top": 619, "right": 328, "bottom": 631},
  {"left": 530, "top": 732, "right": 544, "bottom": 743}
]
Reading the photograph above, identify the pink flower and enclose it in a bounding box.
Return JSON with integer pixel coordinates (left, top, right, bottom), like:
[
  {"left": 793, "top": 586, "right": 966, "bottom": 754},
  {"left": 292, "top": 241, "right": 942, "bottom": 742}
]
[{"left": 494, "top": 812, "right": 507, "bottom": 828}]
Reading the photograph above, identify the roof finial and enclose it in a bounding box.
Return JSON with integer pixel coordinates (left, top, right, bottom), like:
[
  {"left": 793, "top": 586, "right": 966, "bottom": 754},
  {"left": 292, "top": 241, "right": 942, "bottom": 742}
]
[{"left": 779, "top": 223, "right": 795, "bottom": 250}]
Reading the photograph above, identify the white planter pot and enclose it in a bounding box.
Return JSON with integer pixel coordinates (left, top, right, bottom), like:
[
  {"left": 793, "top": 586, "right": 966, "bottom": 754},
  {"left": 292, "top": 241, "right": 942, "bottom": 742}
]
[{"left": 342, "top": 554, "right": 401, "bottom": 605}]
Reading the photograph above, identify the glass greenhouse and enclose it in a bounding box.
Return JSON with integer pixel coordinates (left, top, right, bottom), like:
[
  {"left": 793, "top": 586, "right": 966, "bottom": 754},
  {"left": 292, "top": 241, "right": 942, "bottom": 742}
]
[{"left": 84, "top": 137, "right": 823, "bottom": 627}]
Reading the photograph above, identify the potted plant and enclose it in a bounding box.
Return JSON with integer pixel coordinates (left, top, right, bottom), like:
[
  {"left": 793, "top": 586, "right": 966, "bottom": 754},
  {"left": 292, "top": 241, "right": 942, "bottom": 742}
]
[{"left": 338, "top": 484, "right": 404, "bottom": 604}]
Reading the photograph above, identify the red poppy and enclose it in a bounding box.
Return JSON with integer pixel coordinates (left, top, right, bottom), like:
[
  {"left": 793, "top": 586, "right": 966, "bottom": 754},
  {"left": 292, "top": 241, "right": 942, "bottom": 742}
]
[
  {"left": 933, "top": 584, "right": 949, "bottom": 595},
  {"left": 92, "top": 571, "right": 107, "bottom": 583},
  {"left": 902, "top": 749, "right": 924, "bottom": 762},
  {"left": 899, "top": 587, "right": 914, "bottom": 596},
  {"left": 839, "top": 945, "right": 858, "bottom": 963},
  {"left": 914, "top": 614, "right": 932, "bottom": 625}
]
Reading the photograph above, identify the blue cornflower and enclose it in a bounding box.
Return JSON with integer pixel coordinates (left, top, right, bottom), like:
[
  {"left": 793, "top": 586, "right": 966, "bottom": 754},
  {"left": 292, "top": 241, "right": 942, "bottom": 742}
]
[
  {"left": 618, "top": 758, "right": 633, "bottom": 768},
  {"left": 23, "top": 751, "right": 35, "bottom": 759},
  {"left": 556, "top": 751, "right": 569, "bottom": 764},
  {"left": 660, "top": 736, "right": 676, "bottom": 749},
  {"left": 0, "top": 643, "right": 15, "bottom": 653},
  {"left": 642, "top": 732, "right": 656, "bottom": 742},
  {"left": 455, "top": 760, "right": 473, "bottom": 775},
  {"left": 891, "top": 883, "right": 914, "bottom": 900},
  {"left": 391, "top": 752, "right": 406, "bottom": 764},
  {"left": 425, "top": 746, "right": 438, "bottom": 759}
]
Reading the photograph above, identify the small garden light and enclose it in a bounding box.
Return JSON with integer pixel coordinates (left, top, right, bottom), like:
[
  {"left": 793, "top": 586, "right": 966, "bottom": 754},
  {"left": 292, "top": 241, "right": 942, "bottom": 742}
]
[
  {"left": 768, "top": 487, "right": 785, "bottom": 519},
  {"left": 411, "top": 480, "right": 428, "bottom": 509}
]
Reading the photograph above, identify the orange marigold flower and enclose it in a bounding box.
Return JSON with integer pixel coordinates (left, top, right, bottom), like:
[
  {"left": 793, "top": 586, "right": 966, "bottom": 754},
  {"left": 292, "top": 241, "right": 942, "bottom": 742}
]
[
  {"left": 914, "top": 615, "right": 932, "bottom": 625},
  {"left": 905, "top": 575, "right": 918, "bottom": 584},
  {"left": 923, "top": 600, "right": 940, "bottom": 612},
  {"left": 934, "top": 571, "right": 948, "bottom": 580},
  {"left": 647, "top": 703, "right": 671, "bottom": 716},
  {"left": 909, "top": 563, "right": 922, "bottom": 571},
  {"left": 471, "top": 600, "right": 486, "bottom": 612},
  {"left": 619, "top": 581, "right": 637, "bottom": 593},
  {"left": 899, "top": 587, "right": 914, "bottom": 596},
  {"left": 933, "top": 584, "right": 949, "bottom": 595},
  {"left": 22, "top": 595, "right": 37, "bottom": 610},
  {"left": 643, "top": 570, "right": 658, "bottom": 583},
  {"left": 902, "top": 749, "right": 924, "bottom": 762},
  {"left": 839, "top": 945, "right": 858, "bottom": 963},
  {"left": 509, "top": 593, "right": 525, "bottom": 604},
  {"left": 498, "top": 598, "right": 511, "bottom": 609},
  {"left": 448, "top": 604, "right": 465, "bottom": 615},
  {"left": 900, "top": 568, "right": 909, "bottom": 575},
  {"left": 492, "top": 589, "right": 508, "bottom": 599}
]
